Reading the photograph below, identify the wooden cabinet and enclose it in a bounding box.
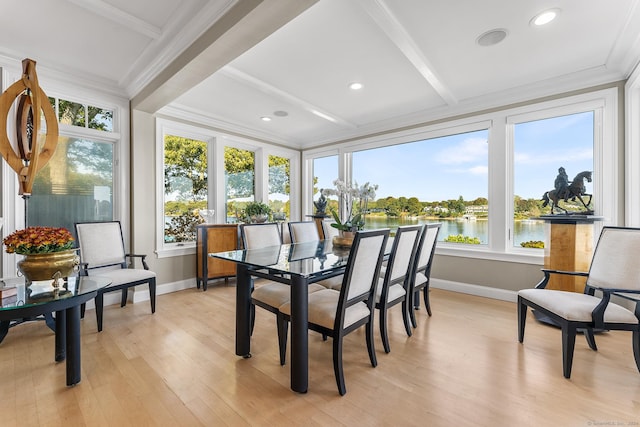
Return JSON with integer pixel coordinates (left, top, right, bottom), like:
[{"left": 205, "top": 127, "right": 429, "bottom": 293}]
[{"left": 196, "top": 224, "right": 238, "bottom": 290}]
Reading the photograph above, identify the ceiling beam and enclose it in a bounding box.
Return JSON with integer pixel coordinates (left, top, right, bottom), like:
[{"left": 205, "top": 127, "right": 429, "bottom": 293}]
[
  {"left": 132, "top": 0, "right": 318, "bottom": 113},
  {"left": 65, "top": 0, "right": 162, "bottom": 39},
  {"left": 357, "top": 0, "right": 458, "bottom": 106}
]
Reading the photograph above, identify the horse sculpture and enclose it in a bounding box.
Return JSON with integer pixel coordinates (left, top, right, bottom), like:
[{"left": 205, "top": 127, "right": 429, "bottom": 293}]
[{"left": 541, "top": 170, "right": 593, "bottom": 214}]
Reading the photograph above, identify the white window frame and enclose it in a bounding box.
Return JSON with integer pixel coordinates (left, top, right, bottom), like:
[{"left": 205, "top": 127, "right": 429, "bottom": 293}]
[
  {"left": 155, "top": 119, "right": 300, "bottom": 258},
  {"left": 626, "top": 66, "right": 640, "bottom": 226},
  {"left": 302, "top": 87, "right": 619, "bottom": 264}
]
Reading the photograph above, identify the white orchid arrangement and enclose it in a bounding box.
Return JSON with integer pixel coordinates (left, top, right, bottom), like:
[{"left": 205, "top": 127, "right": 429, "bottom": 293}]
[{"left": 323, "top": 179, "right": 378, "bottom": 232}]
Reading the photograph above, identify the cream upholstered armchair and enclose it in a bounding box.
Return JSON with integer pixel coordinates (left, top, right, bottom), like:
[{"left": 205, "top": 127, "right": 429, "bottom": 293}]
[
  {"left": 518, "top": 226, "right": 640, "bottom": 378},
  {"left": 75, "top": 221, "right": 156, "bottom": 331}
]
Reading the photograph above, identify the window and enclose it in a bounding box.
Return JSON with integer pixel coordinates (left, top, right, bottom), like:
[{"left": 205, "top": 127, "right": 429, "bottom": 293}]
[
  {"left": 304, "top": 87, "right": 618, "bottom": 262},
  {"left": 50, "top": 97, "right": 114, "bottom": 131},
  {"left": 29, "top": 137, "right": 114, "bottom": 233},
  {"left": 352, "top": 129, "right": 489, "bottom": 245},
  {"left": 312, "top": 155, "right": 339, "bottom": 214},
  {"left": 163, "top": 134, "right": 208, "bottom": 244},
  {"left": 268, "top": 155, "right": 290, "bottom": 221},
  {"left": 224, "top": 147, "right": 255, "bottom": 223},
  {"left": 512, "top": 111, "right": 594, "bottom": 249}
]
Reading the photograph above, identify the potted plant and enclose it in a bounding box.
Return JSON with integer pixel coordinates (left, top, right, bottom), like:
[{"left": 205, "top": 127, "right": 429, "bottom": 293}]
[
  {"left": 3, "top": 226, "right": 78, "bottom": 285},
  {"left": 244, "top": 201, "right": 271, "bottom": 223}
]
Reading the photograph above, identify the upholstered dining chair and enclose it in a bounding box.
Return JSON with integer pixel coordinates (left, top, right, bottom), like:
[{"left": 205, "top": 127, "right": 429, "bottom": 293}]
[
  {"left": 409, "top": 223, "right": 441, "bottom": 326},
  {"left": 376, "top": 225, "right": 422, "bottom": 353},
  {"left": 518, "top": 226, "right": 640, "bottom": 378},
  {"left": 75, "top": 221, "right": 156, "bottom": 332},
  {"left": 278, "top": 228, "right": 390, "bottom": 395},
  {"left": 240, "top": 223, "right": 325, "bottom": 365},
  {"left": 321, "top": 219, "right": 339, "bottom": 240},
  {"left": 288, "top": 221, "right": 320, "bottom": 243}
]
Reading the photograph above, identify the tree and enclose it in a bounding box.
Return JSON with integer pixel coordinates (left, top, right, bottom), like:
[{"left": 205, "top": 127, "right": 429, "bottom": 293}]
[
  {"left": 164, "top": 136, "right": 207, "bottom": 200},
  {"left": 225, "top": 147, "right": 254, "bottom": 198}
]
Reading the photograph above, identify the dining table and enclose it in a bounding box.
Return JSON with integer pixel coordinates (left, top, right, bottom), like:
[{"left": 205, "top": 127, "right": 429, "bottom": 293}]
[{"left": 210, "top": 239, "right": 354, "bottom": 393}]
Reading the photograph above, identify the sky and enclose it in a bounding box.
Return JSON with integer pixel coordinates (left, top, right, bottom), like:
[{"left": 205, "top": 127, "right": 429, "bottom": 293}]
[{"left": 314, "top": 111, "right": 594, "bottom": 203}]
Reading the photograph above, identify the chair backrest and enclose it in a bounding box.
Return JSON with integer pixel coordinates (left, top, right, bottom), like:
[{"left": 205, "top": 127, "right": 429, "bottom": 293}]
[
  {"left": 587, "top": 226, "right": 640, "bottom": 291},
  {"left": 321, "top": 219, "right": 339, "bottom": 240},
  {"left": 75, "top": 221, "right": 126, "bottom": 269},
  {"left": 288, "top": 221, "right": 320, "bottom": 243},
  {"left": 337, "top": 229, "right": 390, "bottom": 327},
  {"left": 414, "top": 223, "right": 441, "bottom": 275},
  {"left": 240, "top": 223, "right": 282, "bottom": 249},
  {"left": 385, "top": 225, "right": 422, "bottom": 286}
]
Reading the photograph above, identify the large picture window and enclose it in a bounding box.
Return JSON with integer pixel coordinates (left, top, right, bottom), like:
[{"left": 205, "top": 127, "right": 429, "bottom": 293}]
[
  {"left": 224, "top": 147, "right": 255, "bottom": 223},
  {"left": 352, "top": 129, "right": 489, "bottom": 245}
]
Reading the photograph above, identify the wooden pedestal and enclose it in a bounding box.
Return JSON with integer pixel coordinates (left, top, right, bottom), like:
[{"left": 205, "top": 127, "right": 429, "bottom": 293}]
[{"left": 540, "top": 216, "right": 602, "bottom": 293}]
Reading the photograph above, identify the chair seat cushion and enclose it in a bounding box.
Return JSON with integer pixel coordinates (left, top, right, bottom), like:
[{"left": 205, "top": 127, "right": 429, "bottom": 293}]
[
  {"left": 414, "top": 272, "right": 428, "bottom": 287},
  {"left": 279, "top": 289, "right": 370, "bottom": 329},
  {"left": 252, "top": 281, "right": 324, "bottom": 308},
  {"left": 375, "top": 279, "right": 405, "bottom": 304},
  {"left": 95, "top": 268, "right": 156, "bottom": 288},
  {"left": 518, "top": 289, "right": 639, "bottom": 324},
  {"left": 318, "top": 275, "right": 344, "bottom": 290}
]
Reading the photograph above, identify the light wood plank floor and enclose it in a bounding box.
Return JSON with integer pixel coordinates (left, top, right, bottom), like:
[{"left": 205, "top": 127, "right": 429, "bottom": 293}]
[{"left": 1, "top": 284, "right": 639, "bottom": 426}]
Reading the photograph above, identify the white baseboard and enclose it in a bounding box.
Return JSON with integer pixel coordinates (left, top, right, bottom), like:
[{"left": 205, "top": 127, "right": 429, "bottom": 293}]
[
  {"left": 95, "top": 277, "right": 518, "bottom": 309},
  {"left": 431, "top": 278, "right": 518, "bottom": 303}
]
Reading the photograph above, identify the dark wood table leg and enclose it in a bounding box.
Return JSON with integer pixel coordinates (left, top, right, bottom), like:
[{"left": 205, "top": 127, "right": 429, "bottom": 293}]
[
  {"left": 65, "top": 304, "right": 82, "bottom": 386},
  {"left": 290, "top": 275, "right": 309, "bottom": 393},
  {"left": 235, "top": 264, "right": 252, "bottom": 358},
  {"left": 55, "top": 309, "right": 66, "bottom": 362},
  {"left": 0, "top": 320, "right": 9, "bottom": 343}
]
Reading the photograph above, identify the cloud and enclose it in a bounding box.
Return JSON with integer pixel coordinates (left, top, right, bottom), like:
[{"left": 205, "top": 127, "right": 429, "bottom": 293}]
[
  {"left": 515, "top": 148, "right": 592, "bottom": 165},
  {"left": 435, "top": 137, "right": 488, "bottom": 165}
]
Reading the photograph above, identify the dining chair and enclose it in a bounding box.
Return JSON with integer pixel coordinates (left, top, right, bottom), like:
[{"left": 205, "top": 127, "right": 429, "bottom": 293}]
[
  {"left": 75, "top": 221, "right": 156, "bottom": 332},
  {"left": 321, "top": 219, "right": 339, "bottom": 240},
  {"left": 518, "top": 226, "right": 640, "bottom": 378},
  {"left": 376, "top": 225, "right": 422, "bottom": 353},
  {"left": 288, "top": 220, "right": 343, "bottom": 291},
  {"left": 240, "top": 223, "right": 325, "bottom": 365},
  {"left": 288, "top": 221, "right": 320, "bottom": 243},
  {"left": 409, "top": 223, "right": 441, "bottom": 326},
  {"left": 277, "top": 228, "right": 390, "bottom": 395}
]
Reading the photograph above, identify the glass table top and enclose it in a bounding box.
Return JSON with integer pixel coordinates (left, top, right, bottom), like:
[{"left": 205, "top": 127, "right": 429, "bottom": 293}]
[
  {"left": 211, "top": 240, "right": 352, "bottom": 278},
  {"left": 0, "top": 276, "right": 111, "bottom": 311}
]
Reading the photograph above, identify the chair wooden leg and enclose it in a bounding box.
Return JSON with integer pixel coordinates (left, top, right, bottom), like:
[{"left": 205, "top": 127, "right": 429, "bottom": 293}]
[
  {"left": 409, "top": 291, "right": 418, "bottom": 328},
  {"left": 277, "top": 314, "right": 288, "bottom": 366},
  {"left": 380, "top": 307, "right": 391, "bottom": 353},
  {"left": 633, "top": 330, "right": 640, "bottom": 372},
  {"left": 584, "top": 328, "right": 598, "bottom": 351},
  {"left": 80, "top": 302, "right": 86, "bottom": 319},
  {"left": 561, "top": 324, "right": 578, "bottom": 378},
  {"left": 250, "top": 304, "right": 256, "bottom": 336},
  {"left": 517, "top": 297, "right": 527, "bottom": 343},
  {"left": 95, "top": 292, "right": 105, "bottom": 332},
  {"left": 120, "top": 289, "right": 127, "bottom": 307},
  {"left": 365, "top": 320, "right": 377, "bottom": 368},
  {"left": 401, "top": 300, "right": 412, "bottom": 337},
  {"left": 424, "top": 287, "right": 432, "bottom": 317},
  {"left": 333, "top": 335, "right": 346, "bottom": 396}
]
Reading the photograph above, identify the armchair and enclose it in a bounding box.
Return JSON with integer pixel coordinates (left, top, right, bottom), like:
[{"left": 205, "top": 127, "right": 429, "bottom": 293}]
[
  {"left": 75, "top": 221, "right": 156, "bottom": 332},
  {"left": 518, "top": 226, "right": 640, "bottom": 378}
]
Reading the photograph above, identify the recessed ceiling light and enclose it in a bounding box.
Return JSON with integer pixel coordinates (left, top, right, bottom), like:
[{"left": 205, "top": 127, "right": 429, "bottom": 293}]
[
  {"left": 476, "top": 28, "right": 508, "bottom": 47},
  {"left": 273, "top": 110, "right": 288, "bottom": 117},
  {"left": 531, "top": 8, "right": 560, "bottom": 26},
  {"left": 349, "top": 82, "right": 363, "bottom": 90},
  {"left": 260, "top": 116, "right": 271, "bottom": 122}
]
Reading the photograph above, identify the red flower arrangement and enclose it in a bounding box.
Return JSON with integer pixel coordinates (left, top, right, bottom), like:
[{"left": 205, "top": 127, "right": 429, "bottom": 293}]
[{"left": 3, "top": 226, "right": 75, "bottom": 255}]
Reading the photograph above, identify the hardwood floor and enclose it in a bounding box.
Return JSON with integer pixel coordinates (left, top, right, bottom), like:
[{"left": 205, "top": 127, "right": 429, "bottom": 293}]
[{"left": 1, "top": 284, "right": 639, "bottom": 426}]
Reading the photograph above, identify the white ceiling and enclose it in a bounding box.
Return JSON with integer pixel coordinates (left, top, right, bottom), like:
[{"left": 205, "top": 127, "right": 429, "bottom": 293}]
[{"left": 2, "top": 0, "right": 640, "bottom": 149}]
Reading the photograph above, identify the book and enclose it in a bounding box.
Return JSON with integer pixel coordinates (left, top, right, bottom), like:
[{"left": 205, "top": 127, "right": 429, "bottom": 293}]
[{"left": 0, "top": 285, "right": 18, "bottom": 299}]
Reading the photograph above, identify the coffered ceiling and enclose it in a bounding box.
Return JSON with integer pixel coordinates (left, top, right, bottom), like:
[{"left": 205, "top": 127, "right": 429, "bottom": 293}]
[{"left": 1, "top": 0, "right": 640, "bottom": 149}]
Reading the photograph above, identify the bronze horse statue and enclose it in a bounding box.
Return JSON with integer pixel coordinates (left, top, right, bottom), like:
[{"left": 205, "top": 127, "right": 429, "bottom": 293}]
[{"left": 541, "top": 170, "right": 593, "bottom": 214}]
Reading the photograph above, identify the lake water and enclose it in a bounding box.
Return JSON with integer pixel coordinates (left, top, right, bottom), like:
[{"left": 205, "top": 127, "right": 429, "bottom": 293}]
[{"left": 363, "top": 217, "right": 545, "bottom": 246}]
